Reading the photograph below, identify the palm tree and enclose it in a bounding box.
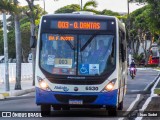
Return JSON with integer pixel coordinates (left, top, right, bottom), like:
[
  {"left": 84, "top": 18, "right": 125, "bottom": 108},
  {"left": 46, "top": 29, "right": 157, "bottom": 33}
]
[
  {"left": 55, "top": 0, "right": 98, "bottom": 14},
  {"left": 0, "top": 0, "right": 22, "bottom": 90},
  {"left": 13, "top": 0, "right": 22, "bottom": 90},
  {"left": 82, "top": 0, "right": 98, "bottom": 13},
  {"left": 25, "top": 0, "right": 44, "bottom": 86},
  {"left": 0, "top": 0, "right": 14, "bottom": 91}
]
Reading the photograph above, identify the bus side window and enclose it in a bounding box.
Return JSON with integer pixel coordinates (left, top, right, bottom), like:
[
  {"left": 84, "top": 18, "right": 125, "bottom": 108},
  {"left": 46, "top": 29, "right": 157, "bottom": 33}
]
[
  {"left": 119, "top": 30, "right": 126, "bottom": 62},
  {"left": 121, "top": 43, "right": 125, "bottom": 62}
]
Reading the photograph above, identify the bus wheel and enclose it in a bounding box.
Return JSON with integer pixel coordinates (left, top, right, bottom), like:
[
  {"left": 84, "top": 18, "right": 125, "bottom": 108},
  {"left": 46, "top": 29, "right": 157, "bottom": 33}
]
[
  {"left": 107, "top": 106, "right": 117, "bottom": 116},
  {"left": 41, "top": 105, "right": 51, "bottom": 116},
  {"left": 118, "top": 100, "right": 123, "bottom": 110},
  {"left": 62, "top": 106, "right": 70, "bottom": 110},
  {"left": 53, "top": 105, "right": 61, "bottom": 111}
]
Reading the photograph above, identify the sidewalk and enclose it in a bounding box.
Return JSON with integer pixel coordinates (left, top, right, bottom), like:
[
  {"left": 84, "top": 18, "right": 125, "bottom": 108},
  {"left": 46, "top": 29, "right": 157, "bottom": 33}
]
[{"left": 0, "top": 79, "right": 35, "bottom": 99}]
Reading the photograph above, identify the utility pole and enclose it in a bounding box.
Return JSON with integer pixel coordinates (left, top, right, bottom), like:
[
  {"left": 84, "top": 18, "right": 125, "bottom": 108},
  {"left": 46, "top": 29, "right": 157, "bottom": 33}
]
[
  {"left": 81, "top": 0, "right": 83, "bottom": 10},
  {"left": 2, "top": 12, "right": 10, "bottom": 91},
  {"left": 127, "top": 0, "right": 132, "bottom": 56},
  {"left": 43, "top": 0, "right": 45, "bottom": 13},
  {"left": 158, "top": 36, "right": 160, "bottom": 67}
]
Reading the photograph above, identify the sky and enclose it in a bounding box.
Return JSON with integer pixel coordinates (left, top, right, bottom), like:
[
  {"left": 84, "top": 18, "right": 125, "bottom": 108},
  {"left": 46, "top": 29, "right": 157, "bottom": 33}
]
[
  {"left": 19, "top": 0, "right": 145, "bottom": 14},
  {"left": 0, "top": 0, "right": 145, "bottom": 20}
]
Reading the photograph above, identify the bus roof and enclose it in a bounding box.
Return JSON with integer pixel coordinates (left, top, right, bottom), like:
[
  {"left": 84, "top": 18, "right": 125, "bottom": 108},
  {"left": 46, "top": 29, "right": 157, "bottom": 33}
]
[{"left": 42, "top": 13, "right": 117, "bottom": 20}]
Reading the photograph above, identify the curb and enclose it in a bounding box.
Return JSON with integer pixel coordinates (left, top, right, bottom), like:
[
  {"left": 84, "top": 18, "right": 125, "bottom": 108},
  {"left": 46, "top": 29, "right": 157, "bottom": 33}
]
[
  {"left": 0, "top": 87, "right": 35, "bottom": 100},
  {"left": 0, "top": 94, "right": 4, "bottom": 99},
  {"left": 127, "top": 68, "right": 153, "bottom": 70},
  {"left": 0, "top": 92, "right": 10, "bottom": 99},
  {"left": 154, "top": 77, "right": 160, "bottom": 95},
  {"left": 135, "top": 68, "right": 152, "bottom": 70}
]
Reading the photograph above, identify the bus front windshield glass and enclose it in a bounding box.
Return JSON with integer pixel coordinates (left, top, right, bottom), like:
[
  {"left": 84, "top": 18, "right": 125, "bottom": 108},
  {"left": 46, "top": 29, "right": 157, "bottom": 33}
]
[{"left": 40, "top": 33, "right": 115, "bottom": 76}]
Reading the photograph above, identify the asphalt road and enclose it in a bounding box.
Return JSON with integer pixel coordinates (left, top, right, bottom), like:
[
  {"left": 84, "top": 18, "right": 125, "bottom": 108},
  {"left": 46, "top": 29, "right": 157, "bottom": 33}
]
[
  {"left": 127, "top": 69, "right": 159, "bottom": 92},
  {"left": 0, "top": 69, "right": 159, "bottom": 120}
]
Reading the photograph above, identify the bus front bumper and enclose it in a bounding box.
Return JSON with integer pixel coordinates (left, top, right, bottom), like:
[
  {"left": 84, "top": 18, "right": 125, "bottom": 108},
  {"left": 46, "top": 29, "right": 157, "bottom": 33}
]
[{"left": 35, "top": 87, "right": 118, "bottom": 106}]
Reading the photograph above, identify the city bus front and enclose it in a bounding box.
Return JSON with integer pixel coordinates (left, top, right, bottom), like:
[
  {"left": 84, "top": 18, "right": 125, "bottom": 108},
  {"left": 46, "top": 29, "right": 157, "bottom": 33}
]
[{"left": 35, "top": 14, "right": 118, "bottom": 112}]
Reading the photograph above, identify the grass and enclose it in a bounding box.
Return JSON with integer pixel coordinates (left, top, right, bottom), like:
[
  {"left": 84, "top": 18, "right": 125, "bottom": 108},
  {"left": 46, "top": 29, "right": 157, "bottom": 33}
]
[
  {"left": 155, "top": 67, "right": 160, "bottom": 70},
  {"left": 154, "top": 88, "right": 160, "bottom": 95}
]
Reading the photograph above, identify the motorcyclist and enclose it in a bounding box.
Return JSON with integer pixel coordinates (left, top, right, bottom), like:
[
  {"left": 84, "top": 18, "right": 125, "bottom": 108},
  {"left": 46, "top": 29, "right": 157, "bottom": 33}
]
[{"left": 130, "top": 59, "right": 136, "bottom": 75}]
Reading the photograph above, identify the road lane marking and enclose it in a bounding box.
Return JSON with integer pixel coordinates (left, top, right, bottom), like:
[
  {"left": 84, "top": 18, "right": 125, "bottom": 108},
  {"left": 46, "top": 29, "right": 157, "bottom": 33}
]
[
  {"left": 126, "top": 94, "right": 141, "bottom": 112},
  {"left": 135, "top": 77, "right": 160, "bottom": 120},
  {"left": 120, "top": 74, "right": 160, "bottom": 120},
  {"left": 118, "top": 94, "right": 141, "bottom": 120},
  {"left": 151, "top": 76, "right": 159, "bottom": 97},
  {"left": 120, "top": 69, "right": 159, "bottom": 120},
  {"left": 129, "top": 90, "right": 140, "bottom": 92},
  {"left": 144, "top": 76, "right": 158, "bottom": 91}
]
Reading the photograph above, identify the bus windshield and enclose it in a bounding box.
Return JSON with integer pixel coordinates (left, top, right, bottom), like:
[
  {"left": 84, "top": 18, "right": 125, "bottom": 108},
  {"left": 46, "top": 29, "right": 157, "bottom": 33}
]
[{"left": 40, "top": 33, "right": 115, "bottom": 76}]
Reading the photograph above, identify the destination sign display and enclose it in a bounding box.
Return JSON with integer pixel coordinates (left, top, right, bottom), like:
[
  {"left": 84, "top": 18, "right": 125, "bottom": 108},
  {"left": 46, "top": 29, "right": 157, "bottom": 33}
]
[
  {"left": 48, "top": 35, "right": 75, "bottom": 41},
  {"left": 51, "top": 20, "right": 107, "bottom": 30}
]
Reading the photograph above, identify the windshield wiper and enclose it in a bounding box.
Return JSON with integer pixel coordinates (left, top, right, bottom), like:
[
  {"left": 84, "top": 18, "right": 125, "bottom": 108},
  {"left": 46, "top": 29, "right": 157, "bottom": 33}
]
[
  {"left": 80, "top": 34, "right": 97, "bottom": 52},
  {"left": 65, "top": 41, "right": 75, "bottom": 50}
]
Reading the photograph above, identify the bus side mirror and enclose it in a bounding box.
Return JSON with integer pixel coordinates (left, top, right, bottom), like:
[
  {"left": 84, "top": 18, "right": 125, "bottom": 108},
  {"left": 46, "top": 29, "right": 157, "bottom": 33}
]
[{"left": 30, "top": 36, "right": 37, "bottom": 48}]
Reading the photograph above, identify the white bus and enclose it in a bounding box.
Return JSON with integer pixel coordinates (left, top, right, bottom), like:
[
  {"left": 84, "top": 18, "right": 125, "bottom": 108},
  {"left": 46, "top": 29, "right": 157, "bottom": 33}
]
[{"left": 32, "top": 13, "right": 127, "bottom": 116}]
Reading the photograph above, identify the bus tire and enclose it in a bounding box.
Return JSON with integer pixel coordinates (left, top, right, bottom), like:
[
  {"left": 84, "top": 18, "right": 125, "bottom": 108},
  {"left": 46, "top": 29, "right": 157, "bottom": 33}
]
[
  {"left": 107, "top": 106, "right": 117, "bottom": 116},
  {"left": 41, "top": 104, "right": 51, "bottom": 116},
  {"left": 62, "top": 106, "right": 70, "bottom": 110},
  {"left": 118, "top": 100, "right": 123, "bottom": 110},
  {"left": 53, "top": 105, "right": 61, "bottom": 111}
]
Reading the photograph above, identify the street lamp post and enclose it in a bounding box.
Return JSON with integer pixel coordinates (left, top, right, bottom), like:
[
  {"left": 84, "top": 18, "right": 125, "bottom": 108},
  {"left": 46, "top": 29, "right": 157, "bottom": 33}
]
[
  {"left": 2, "top": 12, "right": 10, "bottom": 91},
  {"left": 40, "top": 0, "right": 59, "bottom": 13},
  {"left": 43, "top": 0, "right": 45, "bottom": 13},
  {"left": 127, "top": 0, "right": 133, "bottom": 56},
  {"left": 158, "top": 37, "right": 160, "bottom": 67},
  {"left": 35, "top": 0, "right": 45, "bottom": 13},
  {"left": 81, "top": 0, "right": 83, "bottom": 10}
]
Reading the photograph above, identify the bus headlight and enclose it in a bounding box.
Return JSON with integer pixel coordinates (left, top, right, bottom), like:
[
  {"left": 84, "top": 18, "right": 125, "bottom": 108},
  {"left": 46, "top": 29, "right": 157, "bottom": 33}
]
[
  {"left": 40, "top": 81, "right": 47, "bottom": 88},
  {"left": 102, "top": 79, "right": 117, "bottom": 92},
  {"left": 37, "top": 76, "right": 52, "bottom": 91}
]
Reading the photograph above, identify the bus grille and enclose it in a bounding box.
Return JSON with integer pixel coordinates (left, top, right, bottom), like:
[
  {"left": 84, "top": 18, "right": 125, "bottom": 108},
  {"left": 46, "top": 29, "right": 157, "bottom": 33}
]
[{"left": 55, "top": 94, "right": 97, "bottom": 104}]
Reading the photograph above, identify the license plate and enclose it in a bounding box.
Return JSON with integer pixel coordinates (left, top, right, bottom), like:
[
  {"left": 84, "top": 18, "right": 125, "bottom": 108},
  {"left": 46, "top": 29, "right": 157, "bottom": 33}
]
[{"left": 69, "top": 100, "right": 83, "bottom": 105}]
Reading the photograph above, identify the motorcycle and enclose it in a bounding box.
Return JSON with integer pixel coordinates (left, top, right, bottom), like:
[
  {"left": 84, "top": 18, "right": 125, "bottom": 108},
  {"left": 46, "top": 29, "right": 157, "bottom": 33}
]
[{"left": 130, "top": 67, "right": 136, "bottom": 79}]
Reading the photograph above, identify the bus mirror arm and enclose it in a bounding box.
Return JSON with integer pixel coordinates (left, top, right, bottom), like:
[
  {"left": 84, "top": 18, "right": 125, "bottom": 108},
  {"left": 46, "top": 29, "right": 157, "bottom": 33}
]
[
  {"left": 80, "top": 34, "right": 97, "bottom": 52},
  {"left": 30, "top": 36, "right": 37, "bottom": 48}
]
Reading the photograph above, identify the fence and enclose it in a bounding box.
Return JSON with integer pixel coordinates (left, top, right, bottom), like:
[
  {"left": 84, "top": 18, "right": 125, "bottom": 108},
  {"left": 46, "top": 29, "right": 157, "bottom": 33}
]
[{"left": 0, "top": 63, "right": 33, "bottom": 82}]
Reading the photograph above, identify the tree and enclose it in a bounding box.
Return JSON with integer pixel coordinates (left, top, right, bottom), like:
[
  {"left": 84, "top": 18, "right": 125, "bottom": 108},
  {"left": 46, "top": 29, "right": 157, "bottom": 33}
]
[
  {"left": 0, "top": 16, "right": 37, "bottom": 62},
  {"left": 24, "top": 0, "right": 45, "bottom": 86},
  {"left": 55, "top": 4, "right": 80, "bottom": 13},
  {"left": 134, "top": 0, "right": 160, "bottom": 35},
  {"left": 0, "top": 30, "right": 4, "bottom": 55},
  {"left": 82, "top": 0, "right": 99, "bottom": 13},
  {"left": 147, "top": 0, "right": 160, "bottom": 35},
  {"left": 13, "top": 0, "right": 22, "bottom": 90},
  {"left": 129, "top": 5, "right": 158, "bottom": 65},
  {"left": 100, "top": 9, "right": 120, "bottom": 16},
  {"left": 20, "top": 21, "right": 30, "bottom": 63},
  {"left": 55, "top": 0, "right": 99, "bottom": 14},
  {"left": 0, "top": 29, "right": 16, "bottom": 59},
  {"left": 0, "top": 0, "right": 22, "bottom": 90}
]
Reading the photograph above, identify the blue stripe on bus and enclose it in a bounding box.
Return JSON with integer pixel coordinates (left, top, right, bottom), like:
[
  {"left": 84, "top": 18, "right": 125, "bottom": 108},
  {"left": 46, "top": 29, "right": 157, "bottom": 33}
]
[{"left": 35, "top": 87, "right": 118, "bottom": 106}]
